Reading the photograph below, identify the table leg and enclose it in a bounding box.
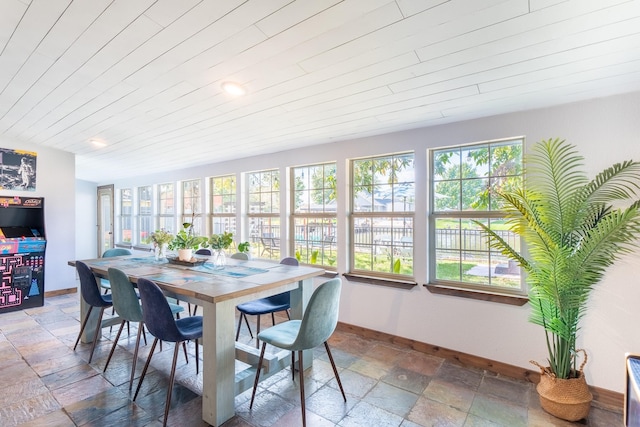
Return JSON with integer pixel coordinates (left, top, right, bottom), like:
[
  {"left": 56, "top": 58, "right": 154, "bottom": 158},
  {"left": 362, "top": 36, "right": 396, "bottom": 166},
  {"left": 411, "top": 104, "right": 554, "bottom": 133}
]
[{"left": 201, "top": 298, "right": 236, "bottom": 426}]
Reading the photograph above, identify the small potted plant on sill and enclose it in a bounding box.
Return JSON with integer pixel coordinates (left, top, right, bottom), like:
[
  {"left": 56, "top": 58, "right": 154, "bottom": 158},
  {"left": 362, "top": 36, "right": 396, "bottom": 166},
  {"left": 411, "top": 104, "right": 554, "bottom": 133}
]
[
  {"left": 238, "top": 241, "right": 251, "bottom": 257},
  {"left": 208, "top": 231, "right": 234, "bottom": 268},
  {"left": 169, "top": 221, "right": 206, "bottom": 261}
]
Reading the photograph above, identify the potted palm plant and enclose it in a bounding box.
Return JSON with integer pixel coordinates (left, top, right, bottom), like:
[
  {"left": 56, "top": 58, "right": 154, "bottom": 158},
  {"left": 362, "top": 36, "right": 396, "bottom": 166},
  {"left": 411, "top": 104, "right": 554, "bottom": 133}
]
[{"left": 478, "top": 138, "right": 640, "bottom": 421}]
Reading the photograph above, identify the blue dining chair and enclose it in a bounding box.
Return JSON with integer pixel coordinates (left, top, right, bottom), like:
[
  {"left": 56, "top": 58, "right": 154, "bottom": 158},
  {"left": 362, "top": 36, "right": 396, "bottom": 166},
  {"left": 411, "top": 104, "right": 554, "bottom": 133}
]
[
  {"left": 249, "top": 278, "right": 346, "bottom": 427},
  {"left": 73, "top": 261, "right": 114, "bottom": 364},
  {"left": 103, "top": 267, "right": 186, "bottom": 390},
  {"left": 186, "top": 248, "right": 212, "bottom": 315},
  {"left": 133, "top": 277, "right": 203, "bottom": 427},
  {"left": 236, "top": 257, "right": 297, "bottom": 347}
]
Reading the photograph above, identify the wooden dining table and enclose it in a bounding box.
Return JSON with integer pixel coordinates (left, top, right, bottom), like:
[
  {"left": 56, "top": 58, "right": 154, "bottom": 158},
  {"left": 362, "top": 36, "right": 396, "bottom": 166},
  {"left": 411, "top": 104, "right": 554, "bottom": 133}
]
[{"left": 68, "top": 254, "right": 325, "bottom": 426}]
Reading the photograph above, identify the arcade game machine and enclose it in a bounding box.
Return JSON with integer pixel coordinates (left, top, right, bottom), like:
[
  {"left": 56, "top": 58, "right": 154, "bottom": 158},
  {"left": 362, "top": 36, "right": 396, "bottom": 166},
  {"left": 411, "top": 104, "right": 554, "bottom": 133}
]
[{"left": 0, "top": 196, "right": 46, "bottom": 313}]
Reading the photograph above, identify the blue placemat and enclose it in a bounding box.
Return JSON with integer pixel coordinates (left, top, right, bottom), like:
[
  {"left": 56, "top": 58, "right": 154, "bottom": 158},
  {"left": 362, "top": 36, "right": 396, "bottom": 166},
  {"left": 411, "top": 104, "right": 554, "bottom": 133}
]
[{"left": 192, "top": 263, "right": 269, "bottom": 278}]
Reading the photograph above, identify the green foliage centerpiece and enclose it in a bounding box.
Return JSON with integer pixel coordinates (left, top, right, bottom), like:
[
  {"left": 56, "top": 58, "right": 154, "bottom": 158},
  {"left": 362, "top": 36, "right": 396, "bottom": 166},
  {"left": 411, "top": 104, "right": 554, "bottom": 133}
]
[
  {"left": 169, "top": 221, "right": 205, "bottom": 261},
  {"left": 151, "top": 229, "right": 173, "bottom": 259},
  {"left": 477, "top": 138, "right": 640, "bottom": 420},
  {"left": 208, "top": 231, "right": 233, "bottom": 268}
]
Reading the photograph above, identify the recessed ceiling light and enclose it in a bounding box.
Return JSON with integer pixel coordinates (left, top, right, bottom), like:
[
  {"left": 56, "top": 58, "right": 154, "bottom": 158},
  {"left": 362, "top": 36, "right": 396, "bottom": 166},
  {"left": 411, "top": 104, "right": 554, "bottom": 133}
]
[
  {"left": 89, "top": 138, "right": 107, "bottom": 147},
  {"left": 221, "top": 81, "right": 246, "bottom": 96}
]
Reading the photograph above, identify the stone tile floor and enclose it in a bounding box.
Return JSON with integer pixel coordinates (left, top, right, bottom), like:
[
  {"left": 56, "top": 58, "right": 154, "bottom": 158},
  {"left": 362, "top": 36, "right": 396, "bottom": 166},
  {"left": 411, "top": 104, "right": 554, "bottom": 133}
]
[{"left": 0, "top": 293, "right": 624, "bottom": 426}]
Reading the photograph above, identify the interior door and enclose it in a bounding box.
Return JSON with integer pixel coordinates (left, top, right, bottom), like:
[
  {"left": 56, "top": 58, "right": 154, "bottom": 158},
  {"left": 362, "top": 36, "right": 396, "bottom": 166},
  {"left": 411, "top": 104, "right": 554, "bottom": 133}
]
[{"left": 97, "top": 185, "right": 114, "bottom": 256}]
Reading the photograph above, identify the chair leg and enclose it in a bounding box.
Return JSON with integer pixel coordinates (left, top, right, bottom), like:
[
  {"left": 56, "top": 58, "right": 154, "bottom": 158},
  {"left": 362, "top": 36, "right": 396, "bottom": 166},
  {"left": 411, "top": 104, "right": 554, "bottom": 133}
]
[
  {"left": 250, "top": 342, "right": 267, "bottom": 409},
  {"left": 255, "top": 315, "right": 261, "bottom": 348},
  {"left": 236, "top": 313, "right": 253, "bottom": 341},
  {"left": 73, "top": 305, "right": 94, "bottom": 351},
  {"left": 298, "top": 350, "right": 306, "bottom": 427},
  {"left": 162, "top": 340, "right": 182, "bottom": 427},
  {"left": 103, "top": 320, "right": 126, "bottom": 372},
  {"left": 324, "top": 341, "right": 347, "bottom": 401},
  {"left": 129, "top": 322, "right": 144, "bottom": 390},
  {"left": 182, "top": 342, "right": 188, "bottom": 364},
  {"left": 134, "top": 338, "right": 159, "bottom": 401},
  {"left": 285, "top": 309, "right": 291, "bottom": 320},
  {"left": 244, "top": 313, "right": 253, "bottom": 338},
  {"left": 271, "top": 312, "right": 276, "bottom": 325},
  {"left": 291, "top": 351, "right": 295, "bottom": 380},
  {"left": 88, "top": 307, "right": 106, "bottom": 364},
  {"left": 195, "top": 338, "right": 200, "bottom": 374},
  {"left": 192, "top": 304, "right": 199, "bottom": 316}
]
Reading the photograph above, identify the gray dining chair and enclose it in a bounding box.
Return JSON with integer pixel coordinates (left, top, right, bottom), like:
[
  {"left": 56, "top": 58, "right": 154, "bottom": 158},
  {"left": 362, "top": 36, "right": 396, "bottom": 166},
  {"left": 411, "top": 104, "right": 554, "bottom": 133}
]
[
  {"left": 235, "top": 257, "right": 297, "bottom": 347},
  {"left": 99, "top": 248, "right": 132, "bottom": 294},
  {"left": 103, "top": 267, "right": 186, "bottom": 390},
  {"left": 249, "top": 278, "right": 346, "bottom": 427},
  {"left": 230, "top": 252, "right": 249, "bottom": 260}
]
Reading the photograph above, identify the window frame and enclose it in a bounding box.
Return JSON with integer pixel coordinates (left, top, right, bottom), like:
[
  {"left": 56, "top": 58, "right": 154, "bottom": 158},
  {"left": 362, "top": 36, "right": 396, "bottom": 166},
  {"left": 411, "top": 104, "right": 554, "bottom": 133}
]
[
  {"left": 247, "top": 169, "right": 280, "bottom": 260},
  {"left": 349, "top": 152, "right": 415, "bottom": 281},
  {"left": 157, "top": 182, "right": 175, "bottom": 233},
  {"left": 119, "top": 188, "right": 133, "bottom": 245},
  {"left": 181, "top": 179, "right": 202, "bottom": 234},
  {"left": 137, "top": 185, "right": 153, "bottom": 245},
  {"left": 290, "top": 162, "right": 337, "bottom": 269},
  {"left": 428, "top": 137, "right": 525, "bottom": 296},
  {"left": 209, "top": 174, "right": 236, "bottom": 237}
]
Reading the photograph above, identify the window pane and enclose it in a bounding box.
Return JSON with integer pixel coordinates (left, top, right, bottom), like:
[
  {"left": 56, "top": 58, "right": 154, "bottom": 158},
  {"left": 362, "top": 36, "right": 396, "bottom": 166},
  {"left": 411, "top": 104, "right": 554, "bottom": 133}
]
[
  {"left": 138, "top": 186, "right": 152, "bottom": 215},
  {"left": 139, "top": 216, "right": 153, "bottom": 244},
  {"left": 248, "top": 170, "right": 279, "bottom": 214},
  {"left": 211, "top": 175, "right": 236, "bottom": 214},
  {"left": 293, "top": 217, "right": 336, "bottom": 266},
  {"left": 158, "top": 183, "right": 174, "bottom": 215},
  {"left": 121, "top": 189, "right": 132, "bottom": 215},
  {"left": 430, "top": 138, "right": 524, "bottom": 293},
  {"left": 250, "top": 217, "right": 281, "bottom": 260}
]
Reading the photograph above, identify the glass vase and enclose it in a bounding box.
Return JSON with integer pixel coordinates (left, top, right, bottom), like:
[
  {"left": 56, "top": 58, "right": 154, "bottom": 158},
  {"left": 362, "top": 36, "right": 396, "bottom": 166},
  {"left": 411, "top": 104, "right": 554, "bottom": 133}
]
[
  {"left": 213, "top": 249, "right": 226, "bottom": 269},
  {"left": 155, "top": 243, "right": 168, "bottom": 260}
]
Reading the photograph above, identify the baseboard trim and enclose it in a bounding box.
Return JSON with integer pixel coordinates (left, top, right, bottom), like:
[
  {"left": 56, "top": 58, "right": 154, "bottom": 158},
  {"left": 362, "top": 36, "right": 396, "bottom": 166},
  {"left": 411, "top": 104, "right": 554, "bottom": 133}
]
[
  {"left": 45, "top": 287, "right": 77, "bottom": 297},
  {"left": 335, "top": 322, "right": 623, "bottom": 412}
]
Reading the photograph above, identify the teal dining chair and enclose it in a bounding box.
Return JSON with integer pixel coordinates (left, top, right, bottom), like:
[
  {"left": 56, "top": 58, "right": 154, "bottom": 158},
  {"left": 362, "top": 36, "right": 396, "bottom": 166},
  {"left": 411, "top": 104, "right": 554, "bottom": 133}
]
[
  {"left": 249, "top": 278, "right": 346, "bottom": 427},
  {"left": 134, "top": 277, "right": 203, "bottom": 427},
  {"left": 102, "top": 267, "right": 186, "bottom": 390},
  {"left": 99, "top": 248, "right": 132, "bottom": 294},
  {"left": 236, "top": 257, "right": 297, "bottom": 346},
  {"left": 230, "top": 252, "right": 249, "bottom": 260}
]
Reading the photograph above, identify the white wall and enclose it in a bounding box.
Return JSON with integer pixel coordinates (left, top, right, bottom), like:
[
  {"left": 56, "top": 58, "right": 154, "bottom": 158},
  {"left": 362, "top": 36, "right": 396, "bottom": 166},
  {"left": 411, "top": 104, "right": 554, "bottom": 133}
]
[
  {"left": 75, "top": 179, "right": 97, "bottom": 260},
  {"left": 0, "top": 137, "right": 76, "bottom": 293},
  {"left": 96, "top": 91, "right": 640, "bottom": 393}
]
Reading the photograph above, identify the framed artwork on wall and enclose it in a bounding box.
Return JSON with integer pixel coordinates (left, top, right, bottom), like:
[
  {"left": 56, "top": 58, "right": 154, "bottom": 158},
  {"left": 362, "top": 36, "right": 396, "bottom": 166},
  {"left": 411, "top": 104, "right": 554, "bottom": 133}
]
[{"left": 0, "top": 148, "right": 37, "bottom": 191}]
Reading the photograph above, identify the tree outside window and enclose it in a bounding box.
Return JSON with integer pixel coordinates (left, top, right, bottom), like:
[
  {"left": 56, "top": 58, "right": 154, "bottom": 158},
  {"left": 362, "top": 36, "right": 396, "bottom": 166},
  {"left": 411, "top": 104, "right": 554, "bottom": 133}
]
[
  {"left": 430, "top": 138, "right": 524, "bottom": 293},
  {"left": 292, "top": 163, "right": 337, "bottom": 267},
  {"left": 351, "top": 153, "right": 415, "bottom": 277}
]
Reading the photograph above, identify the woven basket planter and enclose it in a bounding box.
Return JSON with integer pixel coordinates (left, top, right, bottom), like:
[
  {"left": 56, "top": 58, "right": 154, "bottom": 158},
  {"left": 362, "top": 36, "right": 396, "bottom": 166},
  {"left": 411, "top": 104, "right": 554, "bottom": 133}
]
[{"left": 531, "top": 349, "right": 593, "bottom": 422}]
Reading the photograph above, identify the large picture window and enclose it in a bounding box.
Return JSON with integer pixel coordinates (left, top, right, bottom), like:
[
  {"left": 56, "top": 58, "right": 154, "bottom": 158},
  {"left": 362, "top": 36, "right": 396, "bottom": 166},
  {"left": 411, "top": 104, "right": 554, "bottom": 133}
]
[
  {"left": 430, "top": 138, "right": 524, "bottom": 293},
  {"left": 350, "top": 153, "right": 415, "bottom": 278},
  {"left": 248, "top": 169, "right": 280, "bottom": 260},
  {"left": 291, "top": 163, "right": 337, "bottom": 268},
  {"left": 210, "top": 175, "right": 236, "bottom": 236}
]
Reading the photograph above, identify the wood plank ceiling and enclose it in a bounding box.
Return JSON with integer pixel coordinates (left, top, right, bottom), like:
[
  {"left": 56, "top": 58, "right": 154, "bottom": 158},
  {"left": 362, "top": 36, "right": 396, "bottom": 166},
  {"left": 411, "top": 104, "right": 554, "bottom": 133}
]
[{"left": 1, "top": 0, "right": 639, "bottom": 182}]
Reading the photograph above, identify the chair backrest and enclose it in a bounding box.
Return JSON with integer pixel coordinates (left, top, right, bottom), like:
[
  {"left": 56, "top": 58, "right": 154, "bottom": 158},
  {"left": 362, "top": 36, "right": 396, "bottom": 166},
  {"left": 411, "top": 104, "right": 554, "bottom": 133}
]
[
  {"left": 195, "top": 248, "right": 212, "bottom": 255},
  {"left": 108, "top": 267, "right": 143, "bottom": 322},
  {"left": 102, "top": 248, "right": 132, "bottom": 258},
  {"left": 136, "top": 277, "right": 184, "bottom": 343},
  {"left": 76, "top": 261, "right": 111, "bottom": 307},
  {"left": 230, "top": 252, "right": 249, "bottom": 260},
  {"left": 291, "top": 278, "right": 342, "bottom": 350},
  {"left": 280, "top": 256, "right": 299, "bottom": 266}
]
